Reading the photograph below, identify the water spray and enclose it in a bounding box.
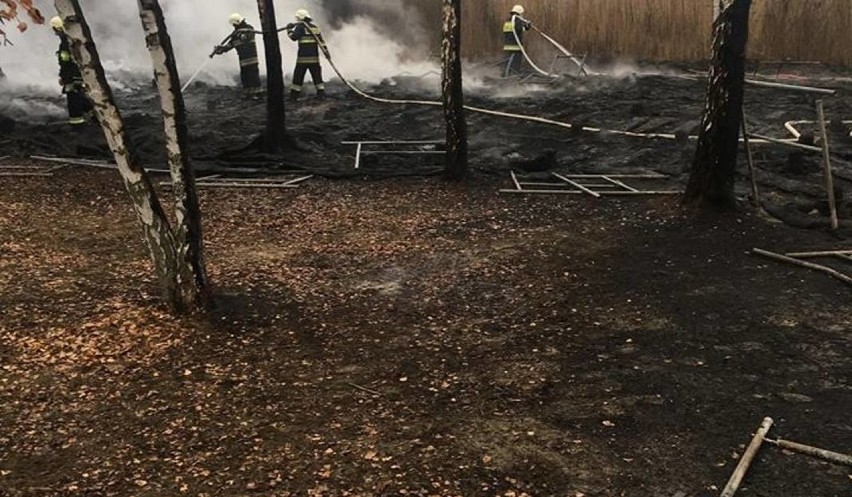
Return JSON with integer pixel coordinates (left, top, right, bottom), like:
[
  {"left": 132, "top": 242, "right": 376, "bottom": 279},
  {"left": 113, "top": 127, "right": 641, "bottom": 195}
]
[
  {"left": 181, "top": 30, "right": 241, "bottom": 94},
  {"left": 181, "top": 57, "right": 212, "bottom": 93}
]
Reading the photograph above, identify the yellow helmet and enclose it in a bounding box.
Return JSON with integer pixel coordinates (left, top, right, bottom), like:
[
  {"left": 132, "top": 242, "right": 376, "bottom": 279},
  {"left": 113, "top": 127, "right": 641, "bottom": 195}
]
[
  {"left": 49, "top": 16, "right": 64, "bottom": 30},
  {"left": 295, "top": 9, "right": 310, "bottom": 21},
  {"left": 511, "top": 5, "right": 525, "bottom": 15},
  {"left": 228, "top": 13, "right": 244, "bottom": 26}
]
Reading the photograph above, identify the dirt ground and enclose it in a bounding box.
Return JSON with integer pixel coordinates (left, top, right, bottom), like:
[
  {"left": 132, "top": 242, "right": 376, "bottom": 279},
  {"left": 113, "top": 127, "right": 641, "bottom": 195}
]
[{"left": 1, "top": 66, "right": 851, "bottom": 496}]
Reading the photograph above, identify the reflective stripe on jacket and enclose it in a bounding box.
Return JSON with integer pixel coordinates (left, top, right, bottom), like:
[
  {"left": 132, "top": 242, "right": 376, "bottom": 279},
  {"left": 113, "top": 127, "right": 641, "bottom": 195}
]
[
  {"left": 503, "top": 16, "right": 529, "bottom": 51},
  {"left": 225, "top": 22, "right": 259, "bottom": 66},
  {"left": 290, "top": 21, "right": 323, "bottom": 65},
  {"left": 57, "top": 35, "right": 83, "bottom": 86}
]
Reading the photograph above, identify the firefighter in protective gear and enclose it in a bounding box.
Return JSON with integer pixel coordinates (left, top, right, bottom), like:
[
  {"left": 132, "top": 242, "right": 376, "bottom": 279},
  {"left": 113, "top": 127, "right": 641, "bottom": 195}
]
[
  {"left": 286, "top": 9, "right": 326, "bottom": 100},
  {"left": 503, "top": 5, "right": 531, "bottom": 77},
  {"left": 51, "top": 16, "right": 93, "bottom": 125},
  {"left": 212, "top": 14, "right": 262, "bottom": 94}
]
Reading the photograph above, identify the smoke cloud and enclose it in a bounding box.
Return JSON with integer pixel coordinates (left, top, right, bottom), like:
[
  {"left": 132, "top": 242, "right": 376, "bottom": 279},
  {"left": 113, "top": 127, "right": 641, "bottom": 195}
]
[{"left": 0, "top": 0, "right": 438, "bottom": 96}]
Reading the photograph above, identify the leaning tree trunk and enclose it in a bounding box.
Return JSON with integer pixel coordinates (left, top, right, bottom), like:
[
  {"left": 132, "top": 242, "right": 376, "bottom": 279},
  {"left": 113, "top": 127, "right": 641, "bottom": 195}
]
[
  {"left": 441, "top": 0, "right": 468, "bottom": 180},
  {"left": 54, "top": 0, "right": 188, "bottom": 312},
  {"left": 257, "top": 0, "right": 286, "bottom": 153},
  {"left": 138, "top": 0, "right": 209, "bottom": 310},
  {"left": 684, "top": 0, "right": 752, "bottom": 209}
]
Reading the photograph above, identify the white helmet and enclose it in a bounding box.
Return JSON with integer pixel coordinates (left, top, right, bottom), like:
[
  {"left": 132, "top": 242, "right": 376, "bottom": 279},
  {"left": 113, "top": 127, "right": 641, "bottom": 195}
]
[
  {"left": 511, "top": 5, "right": 525, "bottom": 15},
  {"left": 49, "top": 16, "right": 64, "bottom": 30},
  {"left": 295, "top": 9, "right": 310, "bottom": 21},
  {"left": 228, "top": 13, "right": 244, "bottom": 26}
]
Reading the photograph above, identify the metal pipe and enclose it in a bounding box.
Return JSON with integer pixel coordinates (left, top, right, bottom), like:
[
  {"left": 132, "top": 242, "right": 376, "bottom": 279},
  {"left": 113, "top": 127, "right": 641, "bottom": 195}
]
[
  {"left": 552, "top": 173, "right": 601, "bottom": 197},
  {"left": 746, "top": 133, "right": 821, "bottom": 153},
  {"left": 354, "top": 142, "right": 362, "bottom": 170},
  {"left": 192, "top": 182, "right": 299, "bottom": 189},
  {"left": 0, "top": 172, "right": 53, "bottom": 177},
  {"left": 341, "top": 140, "right": 442, "bottom": 145},
  {"left": 360, "top": 151, "right": 445, "bottom": 155},
  {"left": 741, "top": 109, "right": 760, "bottom": 206},
  {"left": 499, "top": 189, "right": 681, "bottom": 195},
  {"left": 745, "top": 79, "right": 836, "bottom": 95},
  {"left": 765, "top": 438, "right": 852, "bottom": 467},
  {"left": 510, "top": 170, "right": 522, "bottom": 191},
  {"left": 816, "top": 100, "right": 839, "bottom": 230},
  {"left": 720, "top": 417, "right": 774, "bottom": 497},
  {"left": 784, "top": 250, "right": 852, "bottom": 258},
  {"left": 601, "top": 175, "right": 639, "bottom": 192}
]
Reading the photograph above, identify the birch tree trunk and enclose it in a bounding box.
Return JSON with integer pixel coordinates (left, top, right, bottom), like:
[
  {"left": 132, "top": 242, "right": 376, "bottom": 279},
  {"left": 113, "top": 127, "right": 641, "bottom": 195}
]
[
  {"left": 138, "top": 0, "right": 209, "bottom": 310},
  {"left": 257, "top": 0, "right": 286, "bottom": 153},
  {"left": 684, "top": 0, "right": 752, "bottom": 210},
  {"left": 54, "top": 0, "right": 190, "bottom": 312},
  {"left": 441, "top": 0, "right": 468, "bottom": 180}
]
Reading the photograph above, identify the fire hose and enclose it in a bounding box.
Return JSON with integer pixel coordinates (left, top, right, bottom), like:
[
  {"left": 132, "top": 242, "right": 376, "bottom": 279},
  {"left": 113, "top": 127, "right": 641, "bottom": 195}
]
[
  {"left": 302, "top": 23, "right": 682, "bottom": 141},
  {"left": 529, "top": 23, "right": 592, "bottom": 76},
  {"left": 178, "top": 22, "right": 779, "bottom": 145},
  {"left": 508, "top": 15, "right": 593, "bottom": 78},
  {"left": 508, "top": 15, "right": 558, "bottom": 79}
]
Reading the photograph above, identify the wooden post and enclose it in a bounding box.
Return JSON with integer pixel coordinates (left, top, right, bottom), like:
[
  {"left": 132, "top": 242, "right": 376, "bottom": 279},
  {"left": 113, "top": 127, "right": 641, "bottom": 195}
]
[
  {"left": 257, "top": 0, "right": 286, "bottom": 153},
  {"left": 138, "top": 0, "right": 209, "bottom": 311},
  {"left": 440, "top": 0, "right": 468, "bottom": 180},
  {"left": 740, "top": 108, "right": 759, "bottom": 206},
  {"left": 685, "top": 0, "right": 753, "bottom": 210},
  {"left": 54, "top": 0, "right": 185, "bottom": 310},
  {"left": 720, "top": 417, "right": 773, "bottom": 497},
  {"left": 816, "top": 100, "right": 839, "bottom": 229}
]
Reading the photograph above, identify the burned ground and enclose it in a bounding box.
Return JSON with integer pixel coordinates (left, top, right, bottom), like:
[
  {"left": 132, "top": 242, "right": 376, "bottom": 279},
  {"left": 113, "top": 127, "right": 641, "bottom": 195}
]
[{"left": 0, "top": 68, "right": 851, "bottom": 496}]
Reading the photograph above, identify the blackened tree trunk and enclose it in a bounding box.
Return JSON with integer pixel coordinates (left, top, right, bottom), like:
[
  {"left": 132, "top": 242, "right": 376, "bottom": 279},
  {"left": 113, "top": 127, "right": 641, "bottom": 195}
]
[
  {"left": 684, "top": 0, "right": 752, "bottom": 209},
  {"left": 138, "top": 0, "right": 209, "bottom": 310},
  {"left": 441, "top": 0, "right": 468, "bottom": 180},
  {"left": 257, "top": 0, "right": 286, "bottom": 152}
]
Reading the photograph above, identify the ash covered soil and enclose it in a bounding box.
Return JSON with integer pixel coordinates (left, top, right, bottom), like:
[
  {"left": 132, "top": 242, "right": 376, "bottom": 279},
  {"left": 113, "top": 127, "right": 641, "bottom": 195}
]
[{"left": 1, "top": 68, "right": 851, "bottom": 496}]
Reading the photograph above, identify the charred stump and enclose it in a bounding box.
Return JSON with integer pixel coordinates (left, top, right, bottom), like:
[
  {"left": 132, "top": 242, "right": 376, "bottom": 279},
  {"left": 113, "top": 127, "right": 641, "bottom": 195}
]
[
  {"left": 138, "top": 0, "right": 210, "bottom": 310},
  {"left": 441, "top": 0, "right": 468, "bottom": 180},
  {"left": 684, "top": 0, "right": 752, "bottom": 210},
  {"left": 256, "top": 0, "right": 287, "bottom": 153}
]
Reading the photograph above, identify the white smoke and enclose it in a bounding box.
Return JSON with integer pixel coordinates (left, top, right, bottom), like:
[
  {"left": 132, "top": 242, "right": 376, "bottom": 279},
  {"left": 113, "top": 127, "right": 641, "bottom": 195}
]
[{"left": 0, "top": 0, "right": 438, "bottom": 95}]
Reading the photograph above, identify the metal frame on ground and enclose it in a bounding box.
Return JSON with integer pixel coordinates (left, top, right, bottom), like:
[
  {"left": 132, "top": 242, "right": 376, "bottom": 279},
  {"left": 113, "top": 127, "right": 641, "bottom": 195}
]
[
  {"left": 159, "top": 173, "right": 313, "bottom": 190},
  {"left": 501, "top": 171, "right": 682, "bottom": 197},
  {"left": 342, "top": 140, "right": 444, "bottom": 170},
  {"left": 0, "top": 160, "right": 67, "bottom": 177}
]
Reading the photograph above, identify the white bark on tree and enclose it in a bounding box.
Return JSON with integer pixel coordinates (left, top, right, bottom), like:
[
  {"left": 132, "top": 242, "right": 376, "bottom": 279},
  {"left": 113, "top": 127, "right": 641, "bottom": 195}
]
[
  {"left": 138, "top": 0, "right": 209, "bottom": 309},
  {"left": 54, "top": 0, "right": 206, "bottom": 312}
]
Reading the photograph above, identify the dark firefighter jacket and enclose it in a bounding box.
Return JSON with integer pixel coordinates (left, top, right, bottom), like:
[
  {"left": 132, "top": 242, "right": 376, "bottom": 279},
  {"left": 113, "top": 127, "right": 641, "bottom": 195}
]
[
  {"left": 57, "top": 34, "right": 83, "bottom": 92},
  {"left": 223, "top": 21, "right": 259, "bottom": 67},
  {"left": 503, "top": 15, "right": 531, "bottom": 51},
  {"left": 289, "top": 20, "right": 324, "bottom": 64}
]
